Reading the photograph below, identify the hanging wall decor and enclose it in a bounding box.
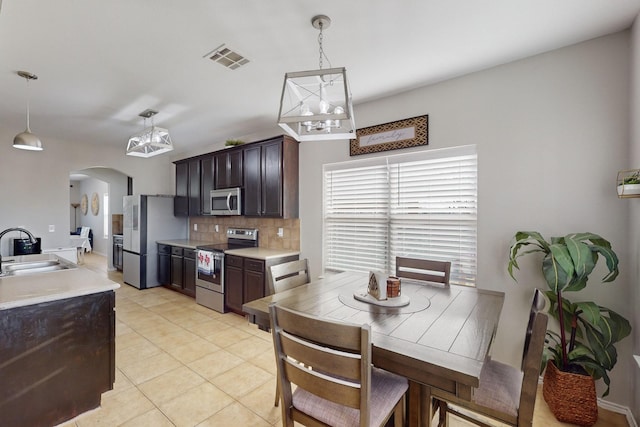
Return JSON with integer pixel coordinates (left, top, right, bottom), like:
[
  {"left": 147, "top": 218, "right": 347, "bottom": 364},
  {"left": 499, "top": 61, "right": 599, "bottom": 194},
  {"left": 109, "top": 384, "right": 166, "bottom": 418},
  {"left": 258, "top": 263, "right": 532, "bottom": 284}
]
[
  {"left": 91, "top": 192, "right": 100, "bottom": 216},
  {"left": 350, "top": 115, "right": 428, "bottom": 156},
  {"left": 81, "top": 194, "right": 88, "bottom": 215}
]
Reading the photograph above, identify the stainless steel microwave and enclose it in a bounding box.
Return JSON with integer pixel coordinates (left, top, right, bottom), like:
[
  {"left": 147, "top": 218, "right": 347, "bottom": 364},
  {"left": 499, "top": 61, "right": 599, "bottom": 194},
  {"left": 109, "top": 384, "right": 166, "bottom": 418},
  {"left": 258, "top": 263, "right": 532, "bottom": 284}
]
[{"left": 210, "top": 188, "right": 242, "bottom": 215}]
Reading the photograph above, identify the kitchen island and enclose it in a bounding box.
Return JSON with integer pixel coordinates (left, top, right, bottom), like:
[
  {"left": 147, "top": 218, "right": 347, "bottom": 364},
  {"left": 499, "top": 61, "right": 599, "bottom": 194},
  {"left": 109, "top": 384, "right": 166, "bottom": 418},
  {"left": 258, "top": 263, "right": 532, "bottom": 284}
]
[{"left": 0, "top": 261, "right": 119, "bottom": 427}]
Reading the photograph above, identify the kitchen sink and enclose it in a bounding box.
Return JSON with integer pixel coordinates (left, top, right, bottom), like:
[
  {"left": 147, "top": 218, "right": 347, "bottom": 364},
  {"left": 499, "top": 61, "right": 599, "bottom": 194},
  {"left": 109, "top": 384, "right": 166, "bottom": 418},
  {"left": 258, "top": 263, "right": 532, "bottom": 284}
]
[{"left": 0, "top": 254, "right": 76, "bottom": 277}]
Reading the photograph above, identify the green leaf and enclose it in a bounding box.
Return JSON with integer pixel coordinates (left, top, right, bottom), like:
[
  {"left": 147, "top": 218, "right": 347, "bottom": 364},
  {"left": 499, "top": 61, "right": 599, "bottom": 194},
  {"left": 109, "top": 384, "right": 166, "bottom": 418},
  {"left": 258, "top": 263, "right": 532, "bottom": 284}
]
[{"left": 565, "top": 235, "right": 595, "bottom": 279}]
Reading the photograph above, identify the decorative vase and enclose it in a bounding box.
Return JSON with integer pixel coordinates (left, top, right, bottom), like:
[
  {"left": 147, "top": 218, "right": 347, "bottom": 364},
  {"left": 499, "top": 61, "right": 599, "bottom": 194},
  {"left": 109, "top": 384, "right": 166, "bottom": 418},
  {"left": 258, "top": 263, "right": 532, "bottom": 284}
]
[{"left": 542, "top": 360, "right": 598, "bottom": 426}]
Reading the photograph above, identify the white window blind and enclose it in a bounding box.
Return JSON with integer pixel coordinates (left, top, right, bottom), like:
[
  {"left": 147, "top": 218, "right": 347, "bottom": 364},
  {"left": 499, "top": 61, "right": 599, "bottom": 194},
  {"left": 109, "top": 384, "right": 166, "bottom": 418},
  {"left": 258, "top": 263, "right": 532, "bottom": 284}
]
[{"left": 323, "top": 145, "right": 477, "bottom": 286}]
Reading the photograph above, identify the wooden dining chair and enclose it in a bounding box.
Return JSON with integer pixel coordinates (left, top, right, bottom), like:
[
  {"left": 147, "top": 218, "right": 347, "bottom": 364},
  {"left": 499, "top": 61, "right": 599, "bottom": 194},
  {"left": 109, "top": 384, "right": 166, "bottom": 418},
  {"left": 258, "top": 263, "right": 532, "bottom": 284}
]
[
  {"left": 431, "top": 290, "right": 548, "bottom": 427},
  {"left": 395, "top": 256, "right": 451, "bottom": 286},
  {"left": 268, "top": 258, "right": 311, "bottom": 294},
  {"left": 269, "top": 303, "right": 408, "bottom": 427},
  {"left": 268, "top": 259, "right": 311, "bottom": 406}
]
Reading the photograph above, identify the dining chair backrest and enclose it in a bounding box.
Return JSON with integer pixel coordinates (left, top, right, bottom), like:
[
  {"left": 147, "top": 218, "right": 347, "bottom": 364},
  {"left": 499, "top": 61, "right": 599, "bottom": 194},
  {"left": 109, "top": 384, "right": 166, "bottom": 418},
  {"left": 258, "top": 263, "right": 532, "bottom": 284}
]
[
  {"left": 268, "top": 259, "right": 310, "bottom": 294},
  {"left": 522, "top": 288, "right": 545, "bottom": 370},
  {"left": 80, "top": 226, "right": 90, "bottom": 238},
  {"left": 517, "top": 310, "right": 548, "bottom": 424},
  {"left": 270, "top": 303, "right": 408, "bottom": 427},
  {"left": 270, "top": 303, "right": 372, "bottom": 426},
  {"left": 395, "top": 256, "right": 451, "bottom": 286}
]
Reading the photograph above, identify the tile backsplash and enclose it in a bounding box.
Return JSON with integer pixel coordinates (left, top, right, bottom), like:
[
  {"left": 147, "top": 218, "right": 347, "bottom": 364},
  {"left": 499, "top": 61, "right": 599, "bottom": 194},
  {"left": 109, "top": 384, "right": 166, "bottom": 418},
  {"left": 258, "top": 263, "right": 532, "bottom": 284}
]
[{"left": 189, "top": 216, "right": 300, "bottom": 251}]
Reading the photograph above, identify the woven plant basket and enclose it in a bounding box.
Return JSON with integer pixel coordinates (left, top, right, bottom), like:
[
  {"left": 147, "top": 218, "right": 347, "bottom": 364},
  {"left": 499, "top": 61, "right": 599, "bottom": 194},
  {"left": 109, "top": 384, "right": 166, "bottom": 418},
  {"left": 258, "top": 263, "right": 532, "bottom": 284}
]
[{"left": 542, "top": 360, "right": 598, "bottom": 426}]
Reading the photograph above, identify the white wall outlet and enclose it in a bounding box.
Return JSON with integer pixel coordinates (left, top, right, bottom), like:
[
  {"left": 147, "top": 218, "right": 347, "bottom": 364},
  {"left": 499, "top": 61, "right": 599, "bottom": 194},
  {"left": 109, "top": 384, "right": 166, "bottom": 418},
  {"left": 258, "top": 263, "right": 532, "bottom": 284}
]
[
  {"left": 49, "top": 225, "right": 55, "bottom": 232},
  {"left": 193, "top": 223, "right": 198, "bottom": 231},
  {"left": 277, "top": 227, "right": 284, "bottom": 237},
  {"left": 215, "top": 224, "right": 219, "bottom": 232}
]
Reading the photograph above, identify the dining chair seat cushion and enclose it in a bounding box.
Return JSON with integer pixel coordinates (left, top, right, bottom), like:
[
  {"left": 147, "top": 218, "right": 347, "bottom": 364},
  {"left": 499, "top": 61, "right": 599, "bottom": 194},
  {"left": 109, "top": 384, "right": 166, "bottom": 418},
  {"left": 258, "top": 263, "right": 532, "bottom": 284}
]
[
  {"left": 292, "top": 367, "right": 408, "bottom": 426},
  {"left": 472, "top": 357, "right": 523, "bottom": 417}
]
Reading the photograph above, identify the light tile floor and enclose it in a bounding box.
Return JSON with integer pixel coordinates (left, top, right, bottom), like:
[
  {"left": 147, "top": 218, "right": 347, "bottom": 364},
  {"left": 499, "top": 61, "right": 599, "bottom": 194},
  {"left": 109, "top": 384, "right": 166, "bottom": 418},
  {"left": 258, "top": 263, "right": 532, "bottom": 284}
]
[{"left": 59, "top": 253, "right": 629, "bottom": 427}]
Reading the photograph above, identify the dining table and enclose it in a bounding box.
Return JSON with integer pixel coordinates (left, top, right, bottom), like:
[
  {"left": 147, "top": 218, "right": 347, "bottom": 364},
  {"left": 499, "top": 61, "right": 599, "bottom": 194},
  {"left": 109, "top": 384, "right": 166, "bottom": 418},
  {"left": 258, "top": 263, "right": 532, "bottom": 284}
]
[{"left": 242, "top": 270, "right": 505, "bottom": 427}]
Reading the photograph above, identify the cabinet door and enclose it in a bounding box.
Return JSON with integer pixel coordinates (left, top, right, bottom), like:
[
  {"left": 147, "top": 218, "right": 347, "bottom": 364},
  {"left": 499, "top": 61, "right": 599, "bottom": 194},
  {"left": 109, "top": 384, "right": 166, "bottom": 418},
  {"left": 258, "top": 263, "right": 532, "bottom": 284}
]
[
  {"left": 174, "top": 162, "right": 189, "bottom": 216},
  {"left": 242, "top": 145, "right": 261, "bottom": 216},
  {"left": 225, "top": 263, "right": 244, "bottom": 313},
  {"left": 200, "top": 155, "right": 214, "bottom": 215},
  {"left": 227, "top": 149, "right": 243, "bottom": 188},
  {"left": 261, "top": 139, "right": 283, "bottom": 217},
  {"left": 188, "top": 159, "right": 201, "bottom": 216},
  {"left": 171, "top": 255, "right": 183, "bottom": 289},
  {"left": 183, "top": 249, "right": 196, "bottom": 297},
  {"left": 215, "top": 150, "right": 243, "bottom": 189},
  {"left": 158, "top": 244, "right": 171, "bottom": 285},
  {"left": 244, "top": 269, "right": 264, "bottom": 304}
]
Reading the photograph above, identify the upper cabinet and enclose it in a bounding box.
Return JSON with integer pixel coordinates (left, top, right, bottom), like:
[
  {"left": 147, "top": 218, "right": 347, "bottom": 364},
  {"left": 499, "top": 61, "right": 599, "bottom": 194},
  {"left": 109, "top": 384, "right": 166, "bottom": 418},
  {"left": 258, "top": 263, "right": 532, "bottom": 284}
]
[
  {"left": 200, "top": 154, "right": 214, "bottom": 215},
  {"left": 214, "top": 148, "right": 243, "bottom": 189},
  {"left": 243, "top": 136, "right": 299, "bottom": 218},
  {"left": 174, "top": 135, "right": 299, "bottom": 218},
  {"left": 174, "top": 157, "right": 203, "bottom": 217}
]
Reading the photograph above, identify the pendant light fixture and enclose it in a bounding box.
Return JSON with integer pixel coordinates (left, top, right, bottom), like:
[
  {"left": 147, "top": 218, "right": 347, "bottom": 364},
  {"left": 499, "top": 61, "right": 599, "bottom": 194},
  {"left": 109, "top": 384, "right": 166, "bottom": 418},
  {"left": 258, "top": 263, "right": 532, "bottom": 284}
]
[
  {"left": 13, "top": 71, "right": 43, "bottom": 151},
  {"left": 277, "top": 15, "right": 356, "bottom": 141},
  {"left": 126, "top": 109, "right": 174, "bottom": 157}
]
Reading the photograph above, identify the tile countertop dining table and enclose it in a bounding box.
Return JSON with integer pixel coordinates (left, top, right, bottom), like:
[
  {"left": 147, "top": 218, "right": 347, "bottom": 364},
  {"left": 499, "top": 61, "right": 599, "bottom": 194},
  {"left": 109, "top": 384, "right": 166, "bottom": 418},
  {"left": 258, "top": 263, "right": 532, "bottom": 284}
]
[{"left": 242, "top": 270, "right": 505, "bottom": 427}]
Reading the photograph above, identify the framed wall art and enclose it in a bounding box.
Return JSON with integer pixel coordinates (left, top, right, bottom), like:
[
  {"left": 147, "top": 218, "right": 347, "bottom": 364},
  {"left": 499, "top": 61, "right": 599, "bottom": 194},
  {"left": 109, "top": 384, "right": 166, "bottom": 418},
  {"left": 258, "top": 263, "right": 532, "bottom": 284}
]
[
  {"left": 350, "top": 115, "right": 428, "bottom": 156},
  {"left": 81, "top": 194, "right": 88, "bottom": 215},
  {"left": 91, "top": 192, "right": 100, "bottom": 216}
]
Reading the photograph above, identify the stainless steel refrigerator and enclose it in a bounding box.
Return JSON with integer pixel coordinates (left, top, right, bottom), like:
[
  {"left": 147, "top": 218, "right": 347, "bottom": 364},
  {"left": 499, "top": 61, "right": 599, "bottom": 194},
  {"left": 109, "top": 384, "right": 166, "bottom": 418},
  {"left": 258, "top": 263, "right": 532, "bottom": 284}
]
[{"left": 123, "top": 195, "right": 187, "bottom": 289}]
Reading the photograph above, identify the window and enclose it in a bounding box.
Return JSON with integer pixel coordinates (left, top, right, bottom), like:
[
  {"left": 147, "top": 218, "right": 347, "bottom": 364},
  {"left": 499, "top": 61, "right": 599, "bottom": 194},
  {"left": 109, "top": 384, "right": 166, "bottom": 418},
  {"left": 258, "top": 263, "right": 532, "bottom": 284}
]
[
  {"left": 323, "top": 145, "right": 477, "bottom": 286},
  {"left": 103, "top": 193, "right": 109, "bottom": 239}
]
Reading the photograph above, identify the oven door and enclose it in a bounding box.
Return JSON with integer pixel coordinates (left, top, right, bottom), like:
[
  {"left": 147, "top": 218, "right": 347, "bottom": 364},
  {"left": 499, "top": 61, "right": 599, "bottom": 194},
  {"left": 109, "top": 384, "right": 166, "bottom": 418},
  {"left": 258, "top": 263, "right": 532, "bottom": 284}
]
[{"left": 196, "top": 250, "right": 224, "bottom": 293}]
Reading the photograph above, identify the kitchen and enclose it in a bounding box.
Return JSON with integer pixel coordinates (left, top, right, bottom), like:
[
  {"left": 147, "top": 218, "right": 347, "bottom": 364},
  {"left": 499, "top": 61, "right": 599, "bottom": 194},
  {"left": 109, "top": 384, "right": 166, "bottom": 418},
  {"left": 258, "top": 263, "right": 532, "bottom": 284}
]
[{"left": 1, "top": 2, "right": 639, "bottom": 426}]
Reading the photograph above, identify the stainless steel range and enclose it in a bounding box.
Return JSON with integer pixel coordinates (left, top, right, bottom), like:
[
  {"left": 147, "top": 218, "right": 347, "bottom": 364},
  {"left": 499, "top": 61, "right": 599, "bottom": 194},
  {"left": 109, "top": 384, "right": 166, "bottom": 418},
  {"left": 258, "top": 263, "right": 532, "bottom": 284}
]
[{"left": 195, "top": 228, "right": 258, "bottom": 312}]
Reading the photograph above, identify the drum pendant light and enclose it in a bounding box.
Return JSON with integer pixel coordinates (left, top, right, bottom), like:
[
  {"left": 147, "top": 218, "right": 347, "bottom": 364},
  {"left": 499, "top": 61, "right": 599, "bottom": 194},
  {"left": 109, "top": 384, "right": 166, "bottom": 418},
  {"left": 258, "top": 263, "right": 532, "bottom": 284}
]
[{"left": 13, "top": 71, "right": 43, "bottom": 151}]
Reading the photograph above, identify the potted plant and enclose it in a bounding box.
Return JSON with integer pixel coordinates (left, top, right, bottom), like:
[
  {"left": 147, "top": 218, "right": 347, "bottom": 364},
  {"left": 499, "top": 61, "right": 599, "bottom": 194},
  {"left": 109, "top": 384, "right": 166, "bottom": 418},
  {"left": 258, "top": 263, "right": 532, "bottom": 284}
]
[
  {"left": 225, "top": 139, "right": 244, "bottom": 147},
  {"left": 508, "top": 232, "right": 631, "bottom": 426},
  {"left": 617, "top": 170, "right": 640, "bottom": 196}
]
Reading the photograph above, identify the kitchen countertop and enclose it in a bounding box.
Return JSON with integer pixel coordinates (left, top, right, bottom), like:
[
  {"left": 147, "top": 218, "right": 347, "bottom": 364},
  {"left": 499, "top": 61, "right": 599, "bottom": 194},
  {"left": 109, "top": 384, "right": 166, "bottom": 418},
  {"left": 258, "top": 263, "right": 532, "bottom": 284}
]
[
  {"left": 224, "top": 247, "right": 300, "bottom": 260},
  {"left": 0, "top": 266, "right": 120, "bottom": 310},
  {"left": 156, "top": 239, "right": 212, "bottom": 249}
]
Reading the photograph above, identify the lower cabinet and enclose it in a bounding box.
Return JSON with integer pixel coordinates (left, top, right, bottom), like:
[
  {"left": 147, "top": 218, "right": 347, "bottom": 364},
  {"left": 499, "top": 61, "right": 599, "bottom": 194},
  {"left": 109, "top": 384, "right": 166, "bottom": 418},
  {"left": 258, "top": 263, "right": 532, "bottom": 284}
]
[
  {"left": 0, "top": 291, "right": 115, "bottom": 427},
  {"left": 225, "top": 253, "right": 299, "bottom": 315},
  {"left": 159, "top": 244, "right": 196, "bottom": 298},
  {"left": 158, "top": 244, "right": 171, "bottom": 285}
]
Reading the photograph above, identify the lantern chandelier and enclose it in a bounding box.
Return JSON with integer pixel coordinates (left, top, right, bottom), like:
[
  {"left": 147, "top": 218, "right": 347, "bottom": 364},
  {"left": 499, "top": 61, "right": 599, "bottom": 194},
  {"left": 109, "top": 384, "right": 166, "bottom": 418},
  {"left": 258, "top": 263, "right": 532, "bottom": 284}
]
[
  {"left": 277, "top": 14, "right": 356, "bottom": 141},
  {"left": 126, "top": 109, "right": 174, "bottom": 158}
]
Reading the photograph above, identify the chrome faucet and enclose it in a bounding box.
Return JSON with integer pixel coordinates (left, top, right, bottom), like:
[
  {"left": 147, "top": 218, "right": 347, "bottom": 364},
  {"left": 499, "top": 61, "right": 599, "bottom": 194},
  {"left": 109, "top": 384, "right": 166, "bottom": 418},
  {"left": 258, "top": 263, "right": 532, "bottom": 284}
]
[{"left": 0, "top": 227, "right": 38, "bottom": 272}]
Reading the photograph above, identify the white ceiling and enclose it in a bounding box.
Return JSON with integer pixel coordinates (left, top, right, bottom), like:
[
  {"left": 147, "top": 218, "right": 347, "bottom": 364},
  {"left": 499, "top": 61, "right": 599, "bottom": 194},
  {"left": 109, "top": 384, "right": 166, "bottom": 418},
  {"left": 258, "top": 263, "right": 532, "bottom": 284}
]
[{"left": 1, "top": 1, "right": 639, "bottom": 156}]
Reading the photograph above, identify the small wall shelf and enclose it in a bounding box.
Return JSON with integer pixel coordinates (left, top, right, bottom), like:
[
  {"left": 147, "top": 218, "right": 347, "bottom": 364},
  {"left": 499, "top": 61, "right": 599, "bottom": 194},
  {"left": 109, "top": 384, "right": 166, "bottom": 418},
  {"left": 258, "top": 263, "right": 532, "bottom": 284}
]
[{"left": 616, "top": 169, "right": 640, "bottom": 198}]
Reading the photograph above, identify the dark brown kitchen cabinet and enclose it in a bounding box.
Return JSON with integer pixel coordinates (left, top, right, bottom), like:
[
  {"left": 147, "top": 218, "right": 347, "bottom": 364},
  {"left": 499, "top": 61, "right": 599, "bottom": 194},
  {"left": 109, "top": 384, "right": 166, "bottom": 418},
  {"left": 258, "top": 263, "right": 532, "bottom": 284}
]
[
  {"left": 224, "top": 253, "right": 299, "bottom": 315},
  {"left": 167, "top": 246, "right": 196, "bottom": 297},
  {"left": 183, "top": 248, "right": 196, "bottom": 297},
  {"left": 215, "top": 148, "right": 243, "bottom": 189},
  {"left": 1, "top": 291, "right": 115, "bottom": 427},
  {"left": 157, "top": 244, "right": 171, "bottom": 285},
  {"left": 174, "top": 161, "right": 189, "bottom": 216},
  {"left": 243, "top": 135, "right": 299, "bottom": 218},
  {"left": 170, "top": 246, "right": 184, "bottom": 290},
  {"left": 174, "top": 158, "right": 201, "bottom": 216},
  {"left": 200, "top": 154, "right": 214, "bottom": 215},
  {"left": 225, "top": 255, "right": 244, "bottom": 313}
]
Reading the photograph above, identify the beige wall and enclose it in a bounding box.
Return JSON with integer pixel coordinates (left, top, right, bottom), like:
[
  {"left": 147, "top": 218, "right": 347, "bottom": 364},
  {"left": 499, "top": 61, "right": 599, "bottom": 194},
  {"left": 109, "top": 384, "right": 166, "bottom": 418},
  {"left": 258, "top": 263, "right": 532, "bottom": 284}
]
[{"left": 0, "top": 134, "right": 175, "bottom": 257}]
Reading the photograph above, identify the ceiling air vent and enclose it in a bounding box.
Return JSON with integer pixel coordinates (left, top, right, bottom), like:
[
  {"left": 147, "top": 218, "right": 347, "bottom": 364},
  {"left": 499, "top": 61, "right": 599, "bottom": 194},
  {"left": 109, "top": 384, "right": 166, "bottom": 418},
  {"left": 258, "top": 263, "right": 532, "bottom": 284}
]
[{"left": 203, "top": 44, "right": 250, "bottom": 70}]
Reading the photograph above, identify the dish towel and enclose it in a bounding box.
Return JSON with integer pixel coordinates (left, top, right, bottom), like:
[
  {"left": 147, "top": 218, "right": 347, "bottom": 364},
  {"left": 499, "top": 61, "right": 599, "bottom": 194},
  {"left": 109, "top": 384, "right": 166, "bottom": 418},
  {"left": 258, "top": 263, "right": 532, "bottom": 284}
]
[{"left": 197, "top": 252, "right": 213, "bottom": 275}]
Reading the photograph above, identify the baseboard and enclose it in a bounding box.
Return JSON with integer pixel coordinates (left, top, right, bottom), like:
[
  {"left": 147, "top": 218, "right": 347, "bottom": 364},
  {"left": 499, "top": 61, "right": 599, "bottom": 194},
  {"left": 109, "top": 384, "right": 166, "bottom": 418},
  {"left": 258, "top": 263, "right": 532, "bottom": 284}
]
[{"left": 596, "top": 398, "right": 638, "bottom": 427}]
